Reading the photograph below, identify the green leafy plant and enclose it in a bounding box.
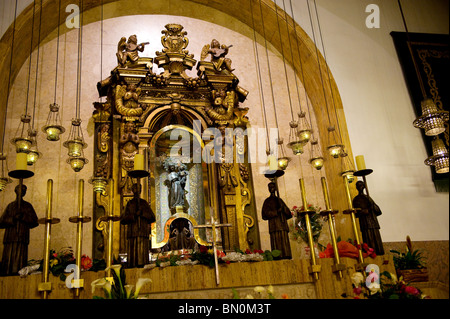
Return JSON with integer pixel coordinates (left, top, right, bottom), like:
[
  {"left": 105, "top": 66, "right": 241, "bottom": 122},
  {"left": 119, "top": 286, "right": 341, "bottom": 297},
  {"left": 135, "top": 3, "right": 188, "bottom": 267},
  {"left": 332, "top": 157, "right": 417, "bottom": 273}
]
[
  {"left": 390, "top": 236, "right": 426, "bottom": 270},
  {"left": 390, "top": 249, "right": 426, "bottom": 270}
]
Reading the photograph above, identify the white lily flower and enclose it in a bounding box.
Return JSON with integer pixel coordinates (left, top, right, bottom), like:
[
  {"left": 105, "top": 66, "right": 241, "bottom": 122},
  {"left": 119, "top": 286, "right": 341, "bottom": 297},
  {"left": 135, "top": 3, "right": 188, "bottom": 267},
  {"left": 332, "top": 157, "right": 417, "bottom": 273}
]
[
  {"left": 134, "top": 278, "right": 152, "bottom": 298},
  {"left": 253, "top": 286, "right": 266, "bottom": 294},
  {"left": 91, "top": 278, "right": 107, "bottom": 294},
  {"left": 124, "top": 285, "right": 134, "bottom": 299}
]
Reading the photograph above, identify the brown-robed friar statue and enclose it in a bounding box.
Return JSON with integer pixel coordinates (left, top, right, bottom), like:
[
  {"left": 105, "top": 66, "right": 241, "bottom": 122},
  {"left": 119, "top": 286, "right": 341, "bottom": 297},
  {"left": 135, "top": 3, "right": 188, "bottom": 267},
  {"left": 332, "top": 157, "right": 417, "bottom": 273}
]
[
  {"left": 0, "top": 184, "right": 39, "bottom": 276},
  {"left": 120, "top": 183, "right": 156, "bottom": 268},
  {"left": 352, "top": 180, "right": 384, "bottom": 255},
  {"left": 262, "top": 182, "right": 292, "bottom": 259}
]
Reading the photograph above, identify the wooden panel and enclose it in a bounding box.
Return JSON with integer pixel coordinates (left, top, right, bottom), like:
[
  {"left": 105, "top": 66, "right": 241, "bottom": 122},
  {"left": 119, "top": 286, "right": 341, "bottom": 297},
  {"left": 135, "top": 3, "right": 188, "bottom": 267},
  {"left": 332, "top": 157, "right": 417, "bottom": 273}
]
[{"left": 0, "top": 255, "right": 395, "bottom": 299}]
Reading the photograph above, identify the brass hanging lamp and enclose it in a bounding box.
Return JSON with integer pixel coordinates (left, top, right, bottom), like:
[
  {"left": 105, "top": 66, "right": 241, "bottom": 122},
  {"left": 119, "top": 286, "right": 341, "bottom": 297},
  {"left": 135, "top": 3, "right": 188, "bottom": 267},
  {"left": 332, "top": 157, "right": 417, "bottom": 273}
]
[
  {"left": 64, "top": 0, "right": 88, "bottom": 172},
  {"left": 326, "top": 126, "right": 344, "bottom": 158},
  {"left": 11, "top": 115, "right": 34, "bottom": 153},
  {"left": 277, "top": 137, "right": 290, "bottom": 170},
  {"left": 425, "top": 136, "right": 449, "bottom": 174},
  {"left": 413, "top": 98, "right": 448, "bottom": 136},
  {"left": 26, "top": 129, "right": 41, "bottom": 166},
  {"left": 64, "top": 119, "right": 88, "bottom": 172},
  {"left": 42, "top": 0, "right": 65, "bottom": 141},
  {"left": 309, "top": 135, "right": 324, "bottom": 170},
  {"left": 287, "top": 120, "right": 305, "bottom": 155},
  {"left": 340, "top": 148, "right": 355, "bottom": 183}
]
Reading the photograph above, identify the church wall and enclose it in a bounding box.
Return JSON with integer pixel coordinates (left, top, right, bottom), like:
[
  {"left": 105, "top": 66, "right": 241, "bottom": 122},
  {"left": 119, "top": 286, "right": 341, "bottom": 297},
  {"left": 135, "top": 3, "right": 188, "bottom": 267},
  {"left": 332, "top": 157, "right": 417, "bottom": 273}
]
[{"left": 0, "top": 14, "right": 327, "bottom": 260}]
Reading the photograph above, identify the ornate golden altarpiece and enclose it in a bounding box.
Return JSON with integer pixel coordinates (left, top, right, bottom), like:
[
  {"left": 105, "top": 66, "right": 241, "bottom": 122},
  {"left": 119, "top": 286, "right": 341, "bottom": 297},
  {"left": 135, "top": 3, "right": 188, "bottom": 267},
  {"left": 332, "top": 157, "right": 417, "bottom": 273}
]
[{"left": 91, "top": 24, "right": 259, "bottom": 259}]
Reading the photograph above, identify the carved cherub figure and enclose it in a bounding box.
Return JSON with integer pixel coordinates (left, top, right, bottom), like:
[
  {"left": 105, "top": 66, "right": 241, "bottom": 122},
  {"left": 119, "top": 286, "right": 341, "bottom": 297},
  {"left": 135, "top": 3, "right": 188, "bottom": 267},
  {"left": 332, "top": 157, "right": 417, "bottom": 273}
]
[
  {"left": 115, "top": 83, "right": 143, "bottom": 117},
  {"left": 201, "top": 39, "right": 234, "bottom": 74},
  {"left": 116, "top": 35, "right": 149, "bottom": 67}
]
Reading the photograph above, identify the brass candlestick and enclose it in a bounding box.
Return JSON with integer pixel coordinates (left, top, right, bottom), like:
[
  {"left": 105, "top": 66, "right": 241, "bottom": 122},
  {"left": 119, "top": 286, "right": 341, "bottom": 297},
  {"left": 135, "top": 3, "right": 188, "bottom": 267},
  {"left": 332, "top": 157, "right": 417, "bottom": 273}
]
[
  {"left": 68, "top": 179, "right": 91, "bottom": 298},
  {"left": 298, "top": 178, "right": 321, "bottom": 280},
  {"left": 319, "top": 177, "right": 345, "bottom": 279},
  {"left": 342, "top": 175, "right": 366, "bottom": 268},
  {"left": 98, "top": 179, "right": 119, "bottom": 277},
  {"left": 37, "top": 179, "right": 60, "bottom": 299}
]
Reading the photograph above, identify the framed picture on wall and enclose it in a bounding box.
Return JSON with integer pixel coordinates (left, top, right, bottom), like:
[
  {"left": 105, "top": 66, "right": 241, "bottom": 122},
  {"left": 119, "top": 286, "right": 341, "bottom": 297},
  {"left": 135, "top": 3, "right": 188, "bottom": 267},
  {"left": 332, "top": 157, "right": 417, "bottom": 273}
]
[{"left": 391, "top": 31, "right": 449, "bottom": 192}]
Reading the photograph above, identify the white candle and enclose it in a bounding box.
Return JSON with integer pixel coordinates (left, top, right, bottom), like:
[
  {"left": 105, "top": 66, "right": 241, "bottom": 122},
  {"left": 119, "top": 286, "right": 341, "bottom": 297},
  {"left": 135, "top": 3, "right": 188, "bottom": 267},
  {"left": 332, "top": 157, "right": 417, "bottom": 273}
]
[
  {"left": 134, "top": 154, "right": 144, "bottom": 170},
  {"left": 355, "top": 155, "right": 366, "bottom": 171},
  {"left": 268, "top": 155, "right": 277, "bottom": 171},
  {"left": 16, "top": 153, "right": 28, "bottom": 170}
]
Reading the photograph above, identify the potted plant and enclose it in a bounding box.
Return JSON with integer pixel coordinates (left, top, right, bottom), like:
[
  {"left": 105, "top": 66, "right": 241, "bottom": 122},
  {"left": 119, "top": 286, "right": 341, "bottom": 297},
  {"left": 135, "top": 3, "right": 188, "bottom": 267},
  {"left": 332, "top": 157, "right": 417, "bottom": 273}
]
[{"left": 390, "top": 236, "right": 428, "bottom": 283}]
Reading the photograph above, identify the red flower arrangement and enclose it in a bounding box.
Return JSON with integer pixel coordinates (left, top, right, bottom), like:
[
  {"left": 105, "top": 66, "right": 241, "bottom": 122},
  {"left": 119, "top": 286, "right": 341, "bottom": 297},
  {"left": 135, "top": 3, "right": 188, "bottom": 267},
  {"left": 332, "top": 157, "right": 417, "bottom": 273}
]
[{"left": 81, "top": 255, "right": 93, "bottom": 271}]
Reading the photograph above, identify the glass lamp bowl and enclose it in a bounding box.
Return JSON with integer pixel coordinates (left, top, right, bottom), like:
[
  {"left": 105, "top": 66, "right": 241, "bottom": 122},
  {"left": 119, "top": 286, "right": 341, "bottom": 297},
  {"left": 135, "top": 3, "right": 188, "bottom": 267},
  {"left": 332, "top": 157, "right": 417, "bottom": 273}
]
[
  {"left": 63, "top": 138, "right": 87, "bottom": 157},
  {"left": 89, "top": 177, "right": 108, "bottom": 194},
  {"left": 297, "top": 129, "right": 312, "bottom": 145},
  {"left": 278, "top": 157, "right": 290, "bottom": 170},
  {"left": 341, "top": 170, "right": 355, "bottom": 183},
  {"left": 309, "top": 156, "right": 324, "bottom": 170},
  {"left": 42, "top": 125, "right": 65, "bottom": 141},
  {"left": 11, "top": 137, "right": 33, "bottom": 153},
  {"left": 287, "top": 141, "right": 304, "bottom": 155},
  {"left": 67, "top": 156, "right": 88, "bottom": 172},
  {"left": 327, "top": 144, "right": 344, "bottom": 158},
  {"left": 26, "top": 149, "right": 42, "bottom": 166}
]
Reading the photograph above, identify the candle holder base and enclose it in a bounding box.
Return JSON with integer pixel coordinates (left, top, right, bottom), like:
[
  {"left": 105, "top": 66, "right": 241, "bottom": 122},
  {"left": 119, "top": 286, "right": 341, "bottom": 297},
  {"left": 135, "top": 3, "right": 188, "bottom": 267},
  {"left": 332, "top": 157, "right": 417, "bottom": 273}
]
[
  {"left": 354, "top": 169, "right": 373, "bottom": 177},
  {"left": 69, "top": 216, "right": 92, "bottom": 223},
  {"left": 128, "top": 170, "right": 150, "bottom": 179},
  {"left": 8, "top": 169, "right": 34, "bottom": 179},
  {"left": 319, "top": 209, "right": 339, "bottom": 217},
  {"left": 99, "top": 215, "right": 121, "bottom": 222},
  {"left": 38, "top": 217, "right": 61, "bottom": 225},
  {"left": 263, "top": 169, "right": 285, "bottom": 179},
  {"left": 343, "top": 208, "right": 361, "bottom": 215}
]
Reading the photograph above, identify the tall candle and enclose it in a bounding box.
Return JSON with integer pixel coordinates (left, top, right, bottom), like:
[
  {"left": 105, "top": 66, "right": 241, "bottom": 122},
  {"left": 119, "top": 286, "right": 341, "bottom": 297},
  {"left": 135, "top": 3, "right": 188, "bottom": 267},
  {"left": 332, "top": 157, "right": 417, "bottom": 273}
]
[
  {"left": 134, "top": 154, "right": 144, "bottom": 170},
  {"left": 268, "top": 155, "right": 277, "bottom": 171},
  {"left": 355, "top": 155, "right": 366, "bottom": 171},
  {"left": 16, "top": 153, "right": 28, "bottom": 170}
]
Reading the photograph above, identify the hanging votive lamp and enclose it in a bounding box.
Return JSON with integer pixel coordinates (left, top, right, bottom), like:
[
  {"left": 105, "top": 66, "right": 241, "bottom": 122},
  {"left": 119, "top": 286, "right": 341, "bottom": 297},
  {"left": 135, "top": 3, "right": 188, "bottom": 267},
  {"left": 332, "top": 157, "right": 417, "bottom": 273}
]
[
  {"left": 11, "top": 114, "right": 34, "bottom": 153},
  {"left": 0, "top": 153, "right": 12, "bottom": 191},
  {"left": 296, "top": 112, "right": 312, "bottom": 145},
  {"left": 27, "top": 149, "right": 41, "bottom": 166},
  {"left": 42, "top": 103, "right": 65, "bottom": 141},
  {"left": 26, "top": 129, "right": 42, "bottom": 166},
  {"left": 89, "top": 176, "right": 108, "bottom": 194},
  {"left": 309, "top": 138, "right": 324, "bottom": 170},
  {"left": 67, "top": 156, "right": 88, "bottom": 172},
  {"left": 413, "top": 98, "right": 449, "bottom": 136},
  {"left": 340, "top": 150, "right": 355, "bottom": 183},
  {"left": 287, "top": 121, "right": 304, "bottom": 155},
  {"left": 277, "top": 138, "right": 290, "bottom": 170},
  {"left": 326, "top": 126, "right": 344, "bottom": 158},
  {"left": 63, "top": 118, "right": 88, "bottom": 172},
  {"left": 63, "top": 119, "right": 87, "bottom": 157},
  {"left": 425, "top": 136, "right": 449, "bottom": 174}
]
